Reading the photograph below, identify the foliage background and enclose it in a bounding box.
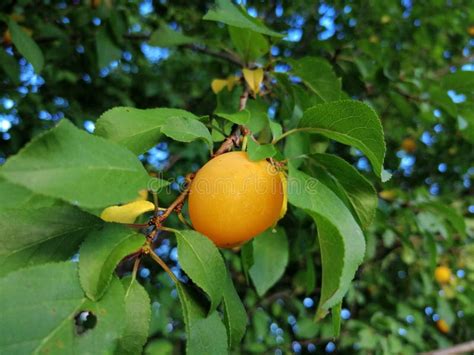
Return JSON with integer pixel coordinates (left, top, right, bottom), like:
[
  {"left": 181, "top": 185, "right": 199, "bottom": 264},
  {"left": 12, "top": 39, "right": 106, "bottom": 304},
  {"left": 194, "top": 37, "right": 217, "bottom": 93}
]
[{"left": 0, "top": 0, "right": 473, "bottom": 354}]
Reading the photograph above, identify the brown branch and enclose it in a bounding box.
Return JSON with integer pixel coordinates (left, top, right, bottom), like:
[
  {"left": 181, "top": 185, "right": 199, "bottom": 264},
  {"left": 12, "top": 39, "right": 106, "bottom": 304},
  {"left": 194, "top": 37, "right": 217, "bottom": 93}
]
[
  {"left": 182, "top": 44, "right": 243, "bottom": 67},
  {"left": 420, "top": 340, "right": 474, "bottom": 355},
  {"left": 151, "top": 172, "right": 195, "bottom": 225}
]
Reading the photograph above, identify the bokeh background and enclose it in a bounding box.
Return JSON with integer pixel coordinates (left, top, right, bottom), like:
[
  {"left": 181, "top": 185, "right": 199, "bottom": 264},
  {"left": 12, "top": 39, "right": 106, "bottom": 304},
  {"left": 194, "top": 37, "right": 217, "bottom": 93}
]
[{"left": 1, "top": 0, "right": 473, "bottom": 354}]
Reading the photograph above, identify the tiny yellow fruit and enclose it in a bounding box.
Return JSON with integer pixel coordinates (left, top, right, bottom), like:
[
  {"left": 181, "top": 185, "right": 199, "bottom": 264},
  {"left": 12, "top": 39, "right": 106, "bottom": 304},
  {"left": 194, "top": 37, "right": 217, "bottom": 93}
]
[
  {"left": 101, "top": 200, "right": 155, "bottom": 223},
  {"left": 188, "top": 152, "right": 283, "bottom": 248},
  {"left": 401, "top": 137, "right": 417, "bottom": 153},
  {"left": 2, "top": 30, "right": 11, "bottom": 45},
  {"left": 379, "top": 189, "right": 397, "bottom": 201},
  {"left": 468, "top": 25, "right": 474, "bottom": 36},
  {"left": 434, "top": 266, "right": 452, "bottom": 284},
  {"left": 381, "top": 15, "right": 391, "bottom": 24},
  {"left": 436, "top": 319, "right": 450, "bottom": 334}
]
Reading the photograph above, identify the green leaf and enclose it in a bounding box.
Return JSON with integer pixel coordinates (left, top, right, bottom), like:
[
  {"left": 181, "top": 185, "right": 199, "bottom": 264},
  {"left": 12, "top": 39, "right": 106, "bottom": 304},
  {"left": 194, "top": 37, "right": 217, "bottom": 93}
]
[
  {"left": 332, "top": 302, "right": 342, "bottom": 337},
  {"left": 149, "top": 25, "right": 195, "bottom": 47},
  {"left": 177, "top": 283, "right": 228, "bottom": 355},
  {"left": 0, "top": 262, "right": 126, "bottom": 354},
  {"left": 240, "top": 241, "right": 254, "bottom": 283},
  {"left": 144, "top": 340, "right": 174, "bottom": 355},
  {"left": 428, "top": 86, "right": 457, "bottom": 118},
  {"left": 96, "top": 27, "right": 121, "bottom": 69},
  {"left": 79, "top": 224, "right": 144, "bottom": 300},
  {"left": 247, "top": 139, "right": 277, "bottom": 161},
  {"left": 175, "top": 230, "right": 227, "bottom": 313},
  {"left": 0, "top": 204, "right": 102, "bottom": 276},
  {"left": 0, "top": 177, "right": 56, "bottom": 208},
  {"left": 215, "top": 109, "right": 250, "bottom": 125},
  {"left": 95, "top": 107, "right": 199, "bottom": 155},
  {"left": 288, "top": 167, "right": 365, "bottom": 315},
  {"left": 419, "top": 202, "right": 467, "bottom": 238},
  {"left": 269, "top": 120, "right": 283, "bottom": 141},
  {"left": 246, "top": 97, "right": 269, "bottom": 133},
  {"left": 249, "top": 227, "right": 288, "bottom": 296},
  {"left": 283, "top": 132, "right": 310, "bottom": 168},
  {"left": 203, "top": 0, "right": 283, "bottom": 38},
  {"left": 228, "top": 26, "right": 269, "bottom": 62},
  {"left": 0, "top": 119, "right": 150, "bottom": 208},
  {"left": 222, "top": 273, "right": 247, "bottom": 348},
  {"left": 8, "top": 19, "right": 44, "bottom": 73},
  {"left": 160, "top": 116, "right": 213, "bottom": 151},
  {"left": 299, "top": 100, "right": 387, "bottom": 179},
  {"left": 458, "top": 106, "right": 474, "bottom": 143},
  {"left": 442, "top": 71, "right": 474, "bottom": 96},
  {"left": 117, "top": 278, "right": 151, "bottom": 355},
  {"left": 310, "top": 153, "right": 378, "bottom": 229},
  {"left": 289, "top": 57, "right": 341, "bottom": 102},
  {"left": 0, "top": 48, "right": 20, "bottom": 84}
]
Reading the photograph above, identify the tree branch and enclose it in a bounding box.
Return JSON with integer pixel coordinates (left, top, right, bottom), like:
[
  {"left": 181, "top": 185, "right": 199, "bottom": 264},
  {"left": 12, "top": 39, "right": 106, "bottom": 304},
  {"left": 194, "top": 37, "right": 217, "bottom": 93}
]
[{"left": 420, "top": 340, "right": 474, "bottom": 355}]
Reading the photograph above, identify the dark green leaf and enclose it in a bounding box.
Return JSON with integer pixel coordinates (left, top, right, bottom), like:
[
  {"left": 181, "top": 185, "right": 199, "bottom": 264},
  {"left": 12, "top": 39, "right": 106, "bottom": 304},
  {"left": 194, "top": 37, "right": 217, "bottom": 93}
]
[
  {"left": 0, "top": 262, "right": 126, "bottom": 354},
  {"left": 79, "top": 224, "right": 144, "bottom": 300},
  {"left": 288, "top": 167, "right": 365, "bottom": 316},
  {"left": 246, "top": 97, "right": 269, "bottom": 133},
  {"left": 332, "top": 302, "right": 342, "bottom": 337},
  {"left": 0, "top": 204, "right": 102, "bottom": 276},
  {"left": 299, "top": 100, "right": 387, "bottom": 179},
  {"left": 96, "top": 27, "right": 121, "bottom": 69},
  {"left": 149, "top": 25, "right": 195, "bottom": 47},
  {"left": 175, "top": 230, "right": 227, "bottom": 313},
  {"left": 161, "top": 116, "right": 213, "bottom": 151},
  {"left": 0, "top": 177, "right": 56, "bottom": 208},
  {"left": 246, "top": 139, "right": 277, "bottom": 161},
  {"left": 177, "top": 283, "right": 228, "bottom": 355},
  {"left": 229, "top": 26, "right": 269, "bottom": 62},
  {"left": 289, "top": 57, "right": 341, "bottom": 102},
  {"left": 419, "top": 202, "right": 467, "bottom": 238},
  {"left": 0, "top": 49, "right": 20, "bottom": 84},
  {"left": 0, "top": 119, "right": 151, "bottom": 208},
  {"left": 442, "top": 71, "right": 474, "bottom": 96},
  {"left": 95, "top": 107, "right": 199, "bottom": 155},
  {"left": 118, "top": 278, "right": 151, "bottom": 355},
  {"left": 249, "top": 227, "right": 288, "bottom": 296},
  {"left": 203, "top": 0, "right": 283, "bottom": 38},
  {"left": 240, "top": 241, "right": 254, "bottom": 283},
  {"left": 8, "top": 19, "right": 44, "bottom": 73},
  {"left": 311, "top": 153, "right": 378, "bottom": 229},
  {"left": 215, "top": 110, "right": 250, "bottom": 125},
  {"left": 222, "top": 272, "right": 247, "bottom": 348}
]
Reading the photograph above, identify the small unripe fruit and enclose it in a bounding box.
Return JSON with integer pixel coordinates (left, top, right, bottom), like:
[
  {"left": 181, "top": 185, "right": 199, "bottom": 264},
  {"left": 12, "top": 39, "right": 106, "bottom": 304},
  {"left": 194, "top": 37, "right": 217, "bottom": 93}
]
[
  {"left": 2, "top": 30, "right": 12, "bottom": 46},
  {"left": 436, "top": 319, "right": 449, "bottom": 334},
  {"left": 434, "top": 266, "right": 451, "bottom": 284},
  {"left": 188, "top": 151, "right": 283, "bottom": 248},
  {"left": 401, "top": 137, "right": 417, "bottom": 153}
]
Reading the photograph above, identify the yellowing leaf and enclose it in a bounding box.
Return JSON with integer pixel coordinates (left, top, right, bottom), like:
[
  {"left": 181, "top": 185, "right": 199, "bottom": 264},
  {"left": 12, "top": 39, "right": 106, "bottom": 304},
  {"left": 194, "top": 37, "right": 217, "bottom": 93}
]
[
  {"left": 211, "top": 76, "right": 240, "bottom": 94},
  {"left": 279, "top": 172, "right": 288, "bottom": 220},
  {"left": 101, "top": 200, "right": 155, "bottom": 223},
  {"left": 243, "top": 68, "right": 264, "bottom": 94},
  {"left": 211, "top": 79, "right": 227, "bottom": 94}
]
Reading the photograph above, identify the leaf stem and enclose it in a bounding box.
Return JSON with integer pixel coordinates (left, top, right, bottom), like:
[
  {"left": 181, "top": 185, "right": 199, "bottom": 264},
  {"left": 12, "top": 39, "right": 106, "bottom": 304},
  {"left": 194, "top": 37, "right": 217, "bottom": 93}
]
[
  {"left": 148, "top": 248, "right": 179, "bottom": 284},
  {"left": 272, "top": 127, "right": 313, "bottom": 144}
]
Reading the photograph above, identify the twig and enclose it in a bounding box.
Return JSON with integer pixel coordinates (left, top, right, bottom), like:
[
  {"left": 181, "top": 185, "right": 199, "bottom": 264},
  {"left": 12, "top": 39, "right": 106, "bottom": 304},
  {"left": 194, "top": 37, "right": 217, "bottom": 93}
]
[
  {"left": 183, "top": 44, "right": 243, "bottom": 67},
  {"left": 420, "top": 340, "right": 474, "bottom": 355},
  {"left": 151, "top": 173, "right": 195, "bottom": 225}
]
